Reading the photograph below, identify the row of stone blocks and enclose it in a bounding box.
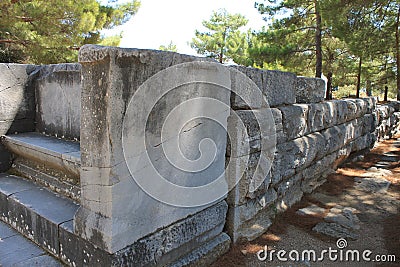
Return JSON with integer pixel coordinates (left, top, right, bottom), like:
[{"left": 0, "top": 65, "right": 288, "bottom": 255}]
[
  {"left": 225, "top": 96, "right": 381, "bottom": 242},
  {"left": 376, "top": 103, "right": 400, "bottom": 140}
]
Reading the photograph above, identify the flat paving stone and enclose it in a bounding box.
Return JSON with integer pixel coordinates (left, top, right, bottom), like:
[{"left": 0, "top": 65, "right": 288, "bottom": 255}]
[
  {"left": 0, "top": 221, "right": 61, "bottom": 266},
  {"left": 354, "top": 177, "right": 391, "bottom": 193},
  {"left": 0, "top": 173, "right": 37, "bottom": 196},
  {"left": 312, "top": 222, "right": 359, "bottom": 240},
  {"left": 296, "top": 205, "right": 326, "bottom": 216}
]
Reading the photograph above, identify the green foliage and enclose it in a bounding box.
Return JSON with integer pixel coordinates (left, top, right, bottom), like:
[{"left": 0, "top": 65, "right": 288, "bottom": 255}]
[
  {"left": 159, "top": 41, "right": 178, "bottom": 52},
  {"left": 191, "top": 9, "right": 249, "bottom": 64},
  {"left": 0, "top": 0, "right": 140, "bottom": 64},
  {"left": 333, "top": 85, "right": 357, "bottom": 99},
  {"left": 254, "top": 0, "right": 325, "bottom": 76},
  {"left": 98, "top": 33, "right": 122, "bottom": 47},
  {"left": 253, "top": 0, "right": 400, "bottom": 99}
]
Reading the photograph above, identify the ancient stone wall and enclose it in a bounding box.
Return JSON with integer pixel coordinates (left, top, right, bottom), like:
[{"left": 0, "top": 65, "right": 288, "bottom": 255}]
[
  {"left": 375, "top": 102, "right": 400, "bottom": 140},
  {"left": 0, "top": 64, "right": 37, "bottom": 171},
  {"left": 225, "top": 65, "right": 385, "bottom": 243},
  {"left": 1, "top": 50, "right": 400, "bottom": 265},
  {"left": 35, "top": 63, "right": 81, "bottom": 140}
]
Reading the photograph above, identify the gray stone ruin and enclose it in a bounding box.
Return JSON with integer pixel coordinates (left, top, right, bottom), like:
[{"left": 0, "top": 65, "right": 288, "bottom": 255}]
[{"left": 0, "top": 45, "right": 399, "bottom": 266}]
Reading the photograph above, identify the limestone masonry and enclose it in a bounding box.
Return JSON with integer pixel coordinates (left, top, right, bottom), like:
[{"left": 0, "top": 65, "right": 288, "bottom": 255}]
[{"left": 0, "top": 45, "right": 399, "bottom": 266}]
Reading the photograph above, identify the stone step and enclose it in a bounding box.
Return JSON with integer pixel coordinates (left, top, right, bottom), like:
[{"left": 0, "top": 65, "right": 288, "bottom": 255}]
[
  {"left": 1, "top": 132, "right": 80, "bottom": 201},
  {"left": 0, "top": 173, "right": 80, "bottom": 265},
  {"left": 0, "top": 220, "right": 62, "bottom": 266},
  {"left": 0, "top": 173, "right": 231, "bottom": 266}
]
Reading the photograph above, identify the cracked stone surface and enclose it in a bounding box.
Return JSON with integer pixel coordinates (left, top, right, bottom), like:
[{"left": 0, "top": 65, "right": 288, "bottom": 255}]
[
  {"left": 312, "top": 222, "right": 359, "bottom": 240},
  {"left": 324, "top": 206, "right": 361, "bottom": 230}
]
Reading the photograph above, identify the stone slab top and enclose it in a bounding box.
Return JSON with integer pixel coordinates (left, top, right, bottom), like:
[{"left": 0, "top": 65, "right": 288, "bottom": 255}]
[
  {"left": 78, "top": 44, "right": 208, "bottom": 63},
  {"left": 0, "top": 174, "right": 79, "bottom": 225},
  {"left": 2, "top": 132, "right": 80, "bottom": 165}
]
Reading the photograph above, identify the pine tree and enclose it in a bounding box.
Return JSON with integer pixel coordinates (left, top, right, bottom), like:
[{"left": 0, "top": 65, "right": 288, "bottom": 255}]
[
  {"left": 191, "top": 9, "right": 248, "bottom": 63},
  {"left": 0, "top": 0, "right": 140, "bottom": 64}
]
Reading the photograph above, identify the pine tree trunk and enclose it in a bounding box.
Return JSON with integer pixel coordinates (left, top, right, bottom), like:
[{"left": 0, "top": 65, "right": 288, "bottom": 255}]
[
  {"left": 384, "top": 86, "right": 388, "bottom": 102},
  {"left": 366, "top": 80, "right": 372, "bottom": 97},
  {"left": 396, "top": 5, "right": 400, "bottom": 100},
  {"left": 356, "top": 57, "right": 362, "bottom": 98},
  {"left": 314, "top": 0, "right": 323, "bottom": 78}
]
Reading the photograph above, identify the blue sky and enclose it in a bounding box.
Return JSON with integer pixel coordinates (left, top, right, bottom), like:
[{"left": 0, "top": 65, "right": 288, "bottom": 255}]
[{"left": 105, "top": 0, "right": 267, "bottom": 56}]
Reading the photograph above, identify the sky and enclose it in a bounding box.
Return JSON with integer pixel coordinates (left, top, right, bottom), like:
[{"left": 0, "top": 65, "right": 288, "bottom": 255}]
[{"left": 105, "top": 0, "right": 267, "bottom": 56}]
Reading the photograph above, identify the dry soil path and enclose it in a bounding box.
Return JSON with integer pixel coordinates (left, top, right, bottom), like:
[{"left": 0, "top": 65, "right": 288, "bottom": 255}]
[{"left": 214, "top": 136, "right": 400, "bottom": 267}]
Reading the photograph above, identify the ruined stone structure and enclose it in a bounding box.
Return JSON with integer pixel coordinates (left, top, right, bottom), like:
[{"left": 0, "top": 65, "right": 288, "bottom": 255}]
[{"left": 0, "top": 45, "right": 399, "bottom": 266}]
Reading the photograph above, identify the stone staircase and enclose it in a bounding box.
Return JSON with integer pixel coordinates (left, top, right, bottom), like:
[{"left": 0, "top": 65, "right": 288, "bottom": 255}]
[
  {"left": 0, "top": 132, "right": 82, "bottom": 266},
  {"left": 2, "top": 132, "right": 80, "bottom": 202},
  {"left": 0, "top": 54, "right": 233, "bottom": 267}
]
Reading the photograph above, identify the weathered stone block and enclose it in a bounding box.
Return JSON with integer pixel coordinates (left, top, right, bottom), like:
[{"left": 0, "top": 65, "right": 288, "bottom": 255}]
[
  {"left": 0, "top": 63, "right": 37, "bottom": 135},
  {"left": 230, "top": 67, "right": 296, "bottom": 108},
  {"left": 271, "top": 108, "right": 286, "bottom": 144},
  {"left": 361, "top": 114, "right": 375, "bottom": 135},
  {"left": 35, "top": 63, "right": 81, "bottom": 140},
  {"left": 364, "top": 97, "right": 377, "bottom": 113},
  {"left": 334, "top": 100, "right": 349, "bottom": 124},
  {"left": 272, "top": 132, "right": 326, "bottom": 185},
  {"left": 170, "top": 233, "right": 231, "bottom": 267},
  {"left": 111, "top": 201, "right": 229, "bottom": 266},
  {"left": 228, "top": 203, "right": 275, "bottom": 243},
  {"left": 344, "top": 100, "right": 358, "bottom": 121},
  {"left": 295, "top": 76, "right": 325, "bottom": 103},
  {"left": 321, "top": 125, "right": 346, "bottom": 155},
  {"left": 321, "top": 101, "right": 338, "bottom": 129},
  {"left": 63, "top": 201, "right": 229, "bottom": 266},
  {"left": 76, "top": 45, "right": 231, "bottom": 253},
  {"left": 279, "top": 104, "right": 309, "bottom": 140},
  {"left": 227, "top": 108, "right": 276, "bottom": 158},
  {"left": 301, "top": 153, "right": 336, "bottom": 193},
  {"left": 307, "top": 103, "right": 328, "bottom": 133},
  {"left": 350, "top": 133, "right": 375, "bottom": 152},
  {"left": 354, "top": 99, "right": 368, "bottom": 117},
  {"left": 262, "top": 70, "right": 297, "bottom": 107},
  {"left": 275, "top": 178, "right": 304, "bottom": 212},
  {"left": 227, "top": 188, "right": 277, "bottom": 236},
  {"left": 227, "top": 152, "right": 272, "bottom": 206},
  {"left": 387, "top": 101, "right": 400, "bottom": 112},
  {"left": 229, "top": 66, "right": 263, "bottom": 110},
  {"left": 276, "top": 173, "right": 302, "bottom": 198}
]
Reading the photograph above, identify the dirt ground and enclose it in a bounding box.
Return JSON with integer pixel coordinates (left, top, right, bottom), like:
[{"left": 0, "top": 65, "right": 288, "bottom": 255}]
[{"left": 213, "top": 136, "right": 400, "bottom": 267}]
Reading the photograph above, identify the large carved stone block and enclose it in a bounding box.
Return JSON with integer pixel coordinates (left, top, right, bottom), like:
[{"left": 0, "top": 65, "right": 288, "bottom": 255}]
[{"left": 295, "top": 76, "right": 325, "bottom": 104}]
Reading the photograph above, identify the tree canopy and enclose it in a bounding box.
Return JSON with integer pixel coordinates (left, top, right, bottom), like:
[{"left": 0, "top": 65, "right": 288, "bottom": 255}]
[
  {"left": 159, "top": 41, "right": 178, "bottom": 52},
  {"left": 190, "top": 9, "right": 249, "bottom": 63},
  {"left": 0, "top": 0, "right": 140, "bottom": 64},
  {"left": 252, "top": 0, "right": 400, "bottom": 100}
]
